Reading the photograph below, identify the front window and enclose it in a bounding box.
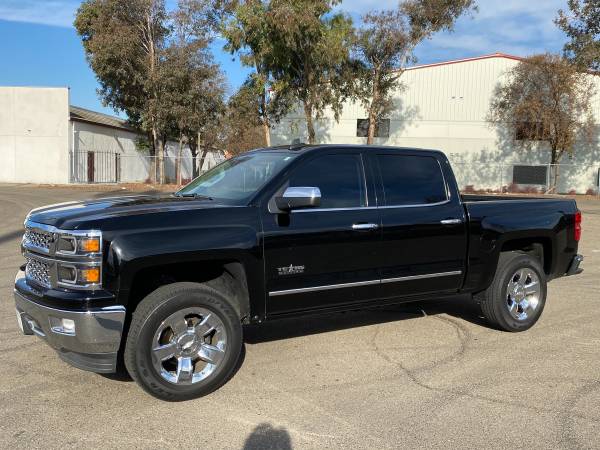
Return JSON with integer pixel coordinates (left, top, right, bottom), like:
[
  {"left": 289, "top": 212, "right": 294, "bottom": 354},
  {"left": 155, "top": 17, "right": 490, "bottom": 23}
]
[{"left": 177, "top": 151, "right": 297, "bottom": 204}]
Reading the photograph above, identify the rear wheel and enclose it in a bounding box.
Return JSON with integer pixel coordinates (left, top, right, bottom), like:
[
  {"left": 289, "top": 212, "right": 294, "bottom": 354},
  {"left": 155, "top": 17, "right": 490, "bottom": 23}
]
[
  {"left": 475, "top": 251, "right": 547, "bottom": 332},
  {"left": 124, "top": 282, "right": 242, "bottom": 401}
]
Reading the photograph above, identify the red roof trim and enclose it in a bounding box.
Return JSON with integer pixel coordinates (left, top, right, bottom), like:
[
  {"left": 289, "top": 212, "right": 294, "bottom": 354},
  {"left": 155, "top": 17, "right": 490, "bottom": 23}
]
[{"left": 403, "top": 53, "right": 524, "bottom": 71}]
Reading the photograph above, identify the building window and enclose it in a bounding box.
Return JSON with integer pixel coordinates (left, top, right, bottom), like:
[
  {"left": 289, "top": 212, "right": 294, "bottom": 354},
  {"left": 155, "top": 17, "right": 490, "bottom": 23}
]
[
  {"left": 515, "top": 122, "right": 549, "bottom": 141},
  {"left": 356, "top": 119, "right": 390, "bottom": 138}
]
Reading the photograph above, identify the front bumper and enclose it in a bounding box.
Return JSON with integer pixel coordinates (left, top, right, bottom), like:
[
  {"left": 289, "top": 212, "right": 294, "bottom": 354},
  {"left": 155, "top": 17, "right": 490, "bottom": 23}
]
[{"left": 14, "top": 287, "right": 126, "bottom": 373}]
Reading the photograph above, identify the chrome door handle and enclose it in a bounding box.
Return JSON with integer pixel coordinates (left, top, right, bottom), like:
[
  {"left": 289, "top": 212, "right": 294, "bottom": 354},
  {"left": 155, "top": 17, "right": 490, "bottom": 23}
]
[
  {"left": 352, "top": 223, "right": 379, "bottom": 231},
  {"left": 440, "top": 218, "right": 463, "bottom": 225}
]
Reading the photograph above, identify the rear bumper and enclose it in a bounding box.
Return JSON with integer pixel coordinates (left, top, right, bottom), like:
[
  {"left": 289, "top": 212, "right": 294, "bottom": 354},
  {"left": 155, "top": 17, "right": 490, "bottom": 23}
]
[
  {"left": 566, "top": 254, "right": 584, "bottom": 276},
  {"left": 14, "top": 287, "right": 126, "bottom": 373}
]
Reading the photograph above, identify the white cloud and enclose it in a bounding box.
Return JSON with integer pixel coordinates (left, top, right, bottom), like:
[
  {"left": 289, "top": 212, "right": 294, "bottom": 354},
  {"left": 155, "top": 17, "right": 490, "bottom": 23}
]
[
  {"left": 0, "top": 0, "right": 79, "bottom": 27},
  {"left": 341, "top": 0, "right": 568, "bottom": 62}
]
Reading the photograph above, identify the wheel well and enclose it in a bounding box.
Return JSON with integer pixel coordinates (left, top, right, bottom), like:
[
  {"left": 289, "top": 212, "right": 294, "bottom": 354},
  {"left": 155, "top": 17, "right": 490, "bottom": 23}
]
[
  {"left": 127, "top": 260, "right": 250, "bottom": 322},
  {"left": 500, "top": 238, "right": 552, "bottom": 275}
]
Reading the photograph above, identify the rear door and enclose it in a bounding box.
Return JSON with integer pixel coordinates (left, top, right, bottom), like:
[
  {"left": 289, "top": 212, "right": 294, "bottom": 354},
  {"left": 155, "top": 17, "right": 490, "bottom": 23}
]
[
  {"left": 262, "top": 150, "right": 381, "bottom": 315},
  {"left": 371, "top": 151, "right": 468, "bottom": 299}
]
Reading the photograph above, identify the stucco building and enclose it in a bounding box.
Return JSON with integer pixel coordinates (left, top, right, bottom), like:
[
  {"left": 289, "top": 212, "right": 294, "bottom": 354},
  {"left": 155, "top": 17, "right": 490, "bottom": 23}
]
[{"left": 0, "top": 86, "right": 223, "bottom": 184}]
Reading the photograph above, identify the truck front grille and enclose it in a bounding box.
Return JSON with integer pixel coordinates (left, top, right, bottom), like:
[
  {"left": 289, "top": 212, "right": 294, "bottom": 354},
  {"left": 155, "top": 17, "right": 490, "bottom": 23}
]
[
  {"left": 23, "top": 227, "right": 53, "bottom": 253},
  {"left": 25, "top": 256, "right": 52, "bottom": 288}
]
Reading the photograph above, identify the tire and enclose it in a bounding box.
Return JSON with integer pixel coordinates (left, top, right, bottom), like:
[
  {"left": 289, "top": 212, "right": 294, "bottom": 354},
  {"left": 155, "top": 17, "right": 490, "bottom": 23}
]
[
  {"left": 124, "top": 282, "right": 243, "bottom": 401},
  {"left": 475, "top": 251, "right": 547, "bottom": 332}
]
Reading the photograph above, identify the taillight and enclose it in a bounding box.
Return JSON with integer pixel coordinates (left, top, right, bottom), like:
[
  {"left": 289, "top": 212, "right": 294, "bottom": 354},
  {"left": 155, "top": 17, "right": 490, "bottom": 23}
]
[{"left": 574, "top": 210, "right": 582, "bottom": 242}]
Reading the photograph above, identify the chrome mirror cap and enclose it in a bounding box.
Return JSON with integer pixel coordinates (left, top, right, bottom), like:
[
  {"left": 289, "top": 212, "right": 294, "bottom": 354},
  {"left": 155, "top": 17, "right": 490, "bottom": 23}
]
[{"left": 276, "top": 187, "right": 321, "bottom": 211}]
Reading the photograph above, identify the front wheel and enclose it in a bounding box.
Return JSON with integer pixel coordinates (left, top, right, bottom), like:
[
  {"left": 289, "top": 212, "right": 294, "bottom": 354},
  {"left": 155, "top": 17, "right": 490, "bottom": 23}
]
[
  {"left": 124, "top": 282, "right": 243, "bottom": 401},
  {"left": 475, "top": 251, "right": 547, "bottom": 332}
]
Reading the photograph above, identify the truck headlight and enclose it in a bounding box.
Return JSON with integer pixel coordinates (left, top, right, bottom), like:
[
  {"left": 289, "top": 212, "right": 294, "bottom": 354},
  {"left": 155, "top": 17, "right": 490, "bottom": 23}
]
[
  {"left": 57, "top": 263, "right": 101, "bottom": 287},
  {"left": 56, "top": 232, "right": 102, "bottom": 256}
]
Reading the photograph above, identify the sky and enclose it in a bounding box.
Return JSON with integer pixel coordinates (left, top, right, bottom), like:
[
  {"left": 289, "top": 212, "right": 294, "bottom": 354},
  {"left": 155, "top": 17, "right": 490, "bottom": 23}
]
[{"left": 0, "top": 0, "right": 569, "bottom": 118}]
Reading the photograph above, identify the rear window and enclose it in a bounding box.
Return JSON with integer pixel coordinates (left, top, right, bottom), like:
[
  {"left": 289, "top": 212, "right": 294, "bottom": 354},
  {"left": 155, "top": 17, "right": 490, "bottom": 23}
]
[{"left": 377, "top": 155, "right": 447, "bottom": 206}]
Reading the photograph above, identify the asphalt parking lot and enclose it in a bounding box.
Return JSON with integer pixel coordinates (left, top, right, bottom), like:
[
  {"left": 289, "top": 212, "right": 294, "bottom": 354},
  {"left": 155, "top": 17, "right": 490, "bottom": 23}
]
[{"left": 0, "top": 184, "right": 599, "bottom": 449}]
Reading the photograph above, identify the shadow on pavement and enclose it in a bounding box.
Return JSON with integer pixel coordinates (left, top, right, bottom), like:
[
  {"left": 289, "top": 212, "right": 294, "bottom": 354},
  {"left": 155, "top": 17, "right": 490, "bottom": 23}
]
[
  {"left": 244, "top": 295, "right": 488, "bottom": 344},
  {"left": 0, "top": 229, "right": 24, "bottom": 245},
  {"left": 242, "top": 423, "right": 292, "bottom": 450}
]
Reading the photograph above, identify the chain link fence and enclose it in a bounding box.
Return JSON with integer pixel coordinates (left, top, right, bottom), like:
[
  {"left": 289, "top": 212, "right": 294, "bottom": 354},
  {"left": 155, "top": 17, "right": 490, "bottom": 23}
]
[
  {"left": 69, "top": 150, "right": 225, "bottom": 185},
  {"left": 450, "top": 161, "right": 600, "bottom": 196},
  {"left": 69, "top": 150, "right": 600, "bottom": 197}
]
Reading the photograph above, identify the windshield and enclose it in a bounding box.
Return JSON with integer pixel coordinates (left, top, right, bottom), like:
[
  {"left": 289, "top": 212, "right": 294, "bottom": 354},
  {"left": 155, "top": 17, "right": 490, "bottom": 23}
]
[{"left": 176, "top": 151, "right": 297, "bottom": 204}]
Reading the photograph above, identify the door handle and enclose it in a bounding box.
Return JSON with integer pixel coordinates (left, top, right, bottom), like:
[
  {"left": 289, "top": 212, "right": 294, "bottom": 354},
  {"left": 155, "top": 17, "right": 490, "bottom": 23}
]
[
  {"left": 352, "top": 223, "right": 379, "bottom": 231},
  {"left": 440, "top": 218, "right": 463, "bottom": 226}
]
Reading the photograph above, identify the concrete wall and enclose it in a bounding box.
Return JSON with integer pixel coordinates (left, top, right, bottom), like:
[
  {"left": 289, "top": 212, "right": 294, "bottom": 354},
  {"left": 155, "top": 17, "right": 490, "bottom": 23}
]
[
  {"left": 271, "top": 55, "right": 600, "bottom": 194},
  {"left": 0, "top": 86, "right": 69, "bottom": 183}
]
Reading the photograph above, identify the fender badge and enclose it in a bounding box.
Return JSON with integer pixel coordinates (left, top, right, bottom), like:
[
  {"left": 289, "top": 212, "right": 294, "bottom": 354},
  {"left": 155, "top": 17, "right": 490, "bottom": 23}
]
[{"left": 277, "top": 264, "right": 305, "bottom": 276}]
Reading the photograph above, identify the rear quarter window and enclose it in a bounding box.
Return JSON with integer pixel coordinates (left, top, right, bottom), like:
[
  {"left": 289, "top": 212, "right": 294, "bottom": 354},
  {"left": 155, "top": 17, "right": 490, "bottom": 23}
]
[{"left": 377, "top": 154, "right": 448, "bottom": 206}]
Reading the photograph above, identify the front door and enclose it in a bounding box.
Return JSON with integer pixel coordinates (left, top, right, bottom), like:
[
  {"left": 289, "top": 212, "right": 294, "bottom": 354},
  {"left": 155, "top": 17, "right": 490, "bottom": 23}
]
[
  {"left": 371, "top": 151, "right": 468, "bottom": 299},
  {"left": 263, "top": 151, "right": 381, "bottom": 315}
]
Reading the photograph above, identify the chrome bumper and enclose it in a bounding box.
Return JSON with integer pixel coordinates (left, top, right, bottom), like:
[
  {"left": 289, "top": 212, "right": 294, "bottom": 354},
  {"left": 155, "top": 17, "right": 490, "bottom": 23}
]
[
  {"left": 14, "top": 289, "right": 126, "bottom": 373},
  {"left": 566, "top": 254, "right": 584, "bottom": 276}
]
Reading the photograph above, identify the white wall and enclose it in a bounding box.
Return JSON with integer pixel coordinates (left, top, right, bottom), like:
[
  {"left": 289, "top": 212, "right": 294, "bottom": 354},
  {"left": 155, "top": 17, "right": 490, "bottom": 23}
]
[
  {"left": 272, "top": 55, "right": 600, "bottom": 194},
  {"left": 72, "top": 120, "right": 224, "bottom": 184},
  {"left": 0, "top": 86, "right": 69, "bottom": 183}
]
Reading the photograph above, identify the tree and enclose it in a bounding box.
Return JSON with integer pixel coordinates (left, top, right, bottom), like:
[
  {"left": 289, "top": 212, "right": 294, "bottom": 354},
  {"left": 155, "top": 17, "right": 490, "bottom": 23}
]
[
  {"left": 556, "top": 0, "right": 600, "bottom": 71},
  {"left": 222, "top": 81, "right": 271, "bottom": 154},
  {"left": 223, "top": 0, "right": 292, "bottom": 146},
  {"left": 75, "top": 0, "right": 170, "bottom": 182},
  {"left": 487, "top": 54, "right": 596, "bottom": 191},
  {"left": 267, "top": 0, "right": 355, "bottom": 144},
  {"left": 164, "top": 6, "right": 226, "bottom": 179},
  {"left": 354, "top": 0, "right": 477, "bottom": 144}
]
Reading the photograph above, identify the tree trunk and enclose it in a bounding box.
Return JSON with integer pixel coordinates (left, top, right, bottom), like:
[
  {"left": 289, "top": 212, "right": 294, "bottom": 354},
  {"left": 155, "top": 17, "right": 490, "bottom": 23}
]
[
  {"left": 198, "top": 147, "right": 209, "bottom": 174},
  {"left": 367, "top": 76, "right": 380, "bottom": 145},
  {"left": 158, "top": 138, "right": 165, "bottom": 185},
  {"left": 262, "top": 121, "right": 271, "bottom": 147},
  {"left": 176, "top": 136, "right": 183, "bottom": 186},
  {"left": 260, "top": 83, "right": 271, "bottom": 147},
  {"left": 303, "top": 102, "right": 316, "bottom": 144},
  {"left": 151, "top": 126, "right": 160, "bottom": 184},
  {"left": 548, "top": 148, "right": 562, "bottom": 193},
  {"left": 190, "top": 144, "right": 199, "bottom": 179}
]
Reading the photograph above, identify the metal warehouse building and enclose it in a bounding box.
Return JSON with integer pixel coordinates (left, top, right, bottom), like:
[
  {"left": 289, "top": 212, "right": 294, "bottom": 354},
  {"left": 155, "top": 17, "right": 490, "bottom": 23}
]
[
  {"left": 0, "top": 86, "right": 222, "bottom": 184},
  {"left": 272, "top": 53, "right": 600, "bottom": 194}
]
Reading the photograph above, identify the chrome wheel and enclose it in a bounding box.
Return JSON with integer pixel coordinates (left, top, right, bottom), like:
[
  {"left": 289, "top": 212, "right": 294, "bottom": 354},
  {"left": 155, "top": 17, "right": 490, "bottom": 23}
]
[
  {"left": 506, "top": 268, "right": 541, "bottom": 321},
  {"left": 151, "top": 307, "right": 227, "bottom": 385}
]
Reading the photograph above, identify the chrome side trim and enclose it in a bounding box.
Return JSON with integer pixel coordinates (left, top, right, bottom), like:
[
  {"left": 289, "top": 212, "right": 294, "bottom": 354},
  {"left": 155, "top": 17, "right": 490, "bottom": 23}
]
[
  {"left": 269, "top": 271, "right": 463, "bottom": 296},
  {"left": 269, "top": 279, "right": 380, "bottom": 297},
  {"left": 380, "top": 270, "right": 462, "bottom": 284},
  {"left": 290, "top": 200, "right": 451, "bottom": 213}
]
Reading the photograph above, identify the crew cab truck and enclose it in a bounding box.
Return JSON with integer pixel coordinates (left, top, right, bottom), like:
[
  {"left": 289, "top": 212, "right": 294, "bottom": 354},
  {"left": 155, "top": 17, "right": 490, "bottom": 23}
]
[{"left": 14, "top": 145, "right": 583, "bottom": 401}]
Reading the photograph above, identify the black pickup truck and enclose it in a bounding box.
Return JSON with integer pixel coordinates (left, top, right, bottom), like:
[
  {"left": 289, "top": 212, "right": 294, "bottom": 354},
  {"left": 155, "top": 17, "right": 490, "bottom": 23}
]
[{"left": 14, "top": 145, "right": 583, "bottom": 400}]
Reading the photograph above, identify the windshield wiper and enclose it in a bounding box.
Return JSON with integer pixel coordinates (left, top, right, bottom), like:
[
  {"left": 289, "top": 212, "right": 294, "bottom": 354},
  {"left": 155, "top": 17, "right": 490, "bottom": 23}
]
[{"left": 175, "top": 192, "right": 213, "bottom": 200}]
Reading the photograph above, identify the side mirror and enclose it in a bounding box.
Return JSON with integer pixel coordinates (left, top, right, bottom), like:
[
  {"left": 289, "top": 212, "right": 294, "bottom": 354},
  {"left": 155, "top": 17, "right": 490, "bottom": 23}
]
[{"left": 275, "top": 187, "right": 321, "bottom": 211}]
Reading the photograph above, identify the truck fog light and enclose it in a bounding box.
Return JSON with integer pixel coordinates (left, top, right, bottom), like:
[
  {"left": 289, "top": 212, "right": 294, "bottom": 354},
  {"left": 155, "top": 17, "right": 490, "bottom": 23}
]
[
  {"left": 49, "top": 317, "right": 76, "bottom": 335},
  {"left": 61, "top": 319, "right": 76, "bottom": 334}
]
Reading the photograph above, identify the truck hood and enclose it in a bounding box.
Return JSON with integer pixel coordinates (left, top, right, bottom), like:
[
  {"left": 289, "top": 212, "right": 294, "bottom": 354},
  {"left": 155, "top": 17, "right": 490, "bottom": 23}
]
[{"left": 26, "top": 194, "right": 227, "bottom": 229}]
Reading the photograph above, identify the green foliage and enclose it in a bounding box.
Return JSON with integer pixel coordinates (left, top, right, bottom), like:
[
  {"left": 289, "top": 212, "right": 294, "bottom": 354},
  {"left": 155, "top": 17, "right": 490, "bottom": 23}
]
[
  {"left": 556, "top": 0, "right": 600, "bottom": 71},
  {"left": 266, "top": 0, "right": 354, "bottom": 143}
]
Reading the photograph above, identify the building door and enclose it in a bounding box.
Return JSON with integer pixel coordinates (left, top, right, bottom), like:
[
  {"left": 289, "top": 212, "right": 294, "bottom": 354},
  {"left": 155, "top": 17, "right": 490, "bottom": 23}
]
[{"left": 87, "top": 151, "right": 95, "bottom": 183}]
